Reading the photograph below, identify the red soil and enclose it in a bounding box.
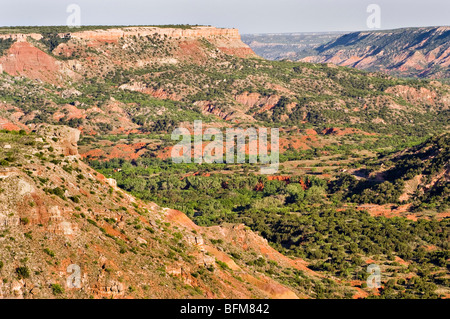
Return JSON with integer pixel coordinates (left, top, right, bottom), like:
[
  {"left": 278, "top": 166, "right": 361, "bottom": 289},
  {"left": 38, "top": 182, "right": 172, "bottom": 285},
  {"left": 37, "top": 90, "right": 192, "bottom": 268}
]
[
  {"left": 267, "top": 176, "right": 309, "bottom": 190},
  {"left": 81, "top": 143, "right": 147, "bottom": 161},
  {"left": 0, "top": 117, "right": 28, "bottom": 131},
  {"left": 321, "top": 127, "right": 376, "bottom": 136},
  {"left": 0, "top": 41, "right": 71, "bottom": 85}
]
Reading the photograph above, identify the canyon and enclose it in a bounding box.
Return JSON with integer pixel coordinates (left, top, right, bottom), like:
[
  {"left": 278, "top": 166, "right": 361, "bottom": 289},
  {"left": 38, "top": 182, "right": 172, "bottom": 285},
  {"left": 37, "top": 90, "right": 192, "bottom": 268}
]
[
  {"left": 244, "top": 26, "right": 450, "bottom": 80},
  {"left": 0, "top": 25, "right": 448, "bottom": 299}
]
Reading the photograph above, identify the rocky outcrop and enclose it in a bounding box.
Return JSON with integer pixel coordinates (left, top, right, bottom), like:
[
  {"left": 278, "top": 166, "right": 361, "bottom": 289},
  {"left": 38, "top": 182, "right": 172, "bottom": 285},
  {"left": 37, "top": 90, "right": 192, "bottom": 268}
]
[
  {"left": 299, "top": 26, "right": 450, "bottom": 79},
  {"left": 384, "top": 85, "right": 444, "bottom": 108},
  {"left": 234, "top": 92, "right": 281, "bottom": 113},
  {"left": 0, "top": 41, "right": 79, "bottom": 85},
  {"left": 0, "top": 33, "right": 42, "bottom": 41},
  {"left": 0, "top": 26, "right": 255, "bottom": 86},
  {"left": 68, "top": 26, "right": 243, "bottom": 42},
  {"left": 119, "top": 82, "right": 181, "bottom": 101},
  {"left": 35, "top": 124, "right": 81, "bottom": 156},
  {"left": 0, "top": 124, "right": 330, "bottom": 299}
]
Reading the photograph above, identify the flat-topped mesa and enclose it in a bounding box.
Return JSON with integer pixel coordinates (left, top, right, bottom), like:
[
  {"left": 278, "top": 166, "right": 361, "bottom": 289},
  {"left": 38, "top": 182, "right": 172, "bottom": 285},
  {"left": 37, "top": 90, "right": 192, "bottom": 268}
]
[
  {"left": 0, "top": 25, "right": 256, "bottom": 84},
  {"left": 0, "top": 33, "right": 42, "bottom": 41},
  {"left": 68, "top": 26, "right": 242, "bottom": 42},
  {"left": 0, "top": 26, "right": 243, "bottom": 42}
]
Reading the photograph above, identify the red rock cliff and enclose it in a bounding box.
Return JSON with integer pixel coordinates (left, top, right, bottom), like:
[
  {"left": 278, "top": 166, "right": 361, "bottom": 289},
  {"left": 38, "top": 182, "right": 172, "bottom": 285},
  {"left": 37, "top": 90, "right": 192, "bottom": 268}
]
[{"left": 68, "top": 26, "right": 243, "bottom": 41}]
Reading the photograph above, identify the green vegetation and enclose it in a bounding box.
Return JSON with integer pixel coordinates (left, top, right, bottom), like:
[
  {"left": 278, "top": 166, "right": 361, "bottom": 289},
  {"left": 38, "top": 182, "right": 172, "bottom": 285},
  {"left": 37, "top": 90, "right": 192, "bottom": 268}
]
[
  {"left": 0, "top": 37, "right": 15, "bottom": 56},
  {"left": 15, "top": 266, "right": 30, "bottom": 279},
  {"left": 90, "top": 132, "right": 449, "bottom": 298},
  {"left": 0, "top": 25, "right": 448, "bottom": 298},
  {"left": 0, "top": 24, "right": 206, "bottom": 35},
  {"left": 0, "top": 30, "right": 448, "bottom": 140},
  {"left": 39, "top": 32, "right": 71, "bottom": 52},
  {"left": 44, "top": 248, "right": 55, "bottom": 258},
  {"left": 51, "top": 284, "right": 64, "bottom": 295},
  {"left": 330, "top": 134, "right": 450, "bottom": 211}
]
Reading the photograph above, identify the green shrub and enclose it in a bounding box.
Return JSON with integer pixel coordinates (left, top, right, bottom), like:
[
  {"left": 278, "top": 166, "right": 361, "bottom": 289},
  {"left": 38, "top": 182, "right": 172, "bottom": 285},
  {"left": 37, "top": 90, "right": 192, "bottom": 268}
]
[
  {"left": 216, "top": 260, "right": 230, "bottom": 270},
  {"left": 51, "top": 284, "right": 64, "bottom": 295},
  {"left": 44, "top": 248, "right": 55, "bottom": 257},
  {"left": 16, "top": 266, "right": 30, "bottom": 279}
]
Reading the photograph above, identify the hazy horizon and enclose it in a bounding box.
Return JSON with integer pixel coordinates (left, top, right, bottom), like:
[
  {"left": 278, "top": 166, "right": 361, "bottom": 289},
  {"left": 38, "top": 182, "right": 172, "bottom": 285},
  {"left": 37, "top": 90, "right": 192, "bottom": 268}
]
[{"left": 0, "top": 0, "right": 448, "bottom": 34}]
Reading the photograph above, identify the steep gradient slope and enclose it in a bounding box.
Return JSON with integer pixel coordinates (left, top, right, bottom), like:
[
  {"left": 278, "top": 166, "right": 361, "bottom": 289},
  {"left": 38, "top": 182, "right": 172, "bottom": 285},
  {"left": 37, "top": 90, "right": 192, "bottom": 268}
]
[
  {"left": 0, "top": 26, "right": 448, "bottom": 141},
  {"left": 242, "top": 32, "right": 344, "bottom": 60},
  {"left": 300, "top": 26, "right": 450, "bottom": 79},
  {"left": 0, "top": 125, "right": 370, "bottom": 299},
  {"left": 331, "top": 133, "right": 450, "bottom": 214},
  {"left": 0, "top": 25, "right": 448, "bottom": 300}
]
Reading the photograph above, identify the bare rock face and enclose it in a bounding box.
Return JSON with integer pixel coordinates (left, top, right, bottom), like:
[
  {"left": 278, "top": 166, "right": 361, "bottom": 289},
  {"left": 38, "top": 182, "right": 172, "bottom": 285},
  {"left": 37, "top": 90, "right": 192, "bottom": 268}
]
[
  {"left": 0, "top": 213, "right": 20, "bottom": 228},
  {"left": 385, "top": 85, "right": 449, "bottom": 109},
  {"left": 0, "top": 41, "right": 79, "bottom": 85},
  {"left": 299, "top": 26, "right": 450, "bottom": 79},
  {"left": 97, "top": 279, "right": 125, "bottom": 297},
  {"left": 0, "top": 33, "right": 42, "bottom": 41},
  {"left": 68, "top": 26, "right": 243, "bottom": 42},
  {"left": 35, "top": 125, "right": 81, "bottom": 156},
  {"left": 0, "top": 26, "right": 256, "bottom": 92},
  {"left": 61, "top": 88, "right": 82, "bottom": 99}
]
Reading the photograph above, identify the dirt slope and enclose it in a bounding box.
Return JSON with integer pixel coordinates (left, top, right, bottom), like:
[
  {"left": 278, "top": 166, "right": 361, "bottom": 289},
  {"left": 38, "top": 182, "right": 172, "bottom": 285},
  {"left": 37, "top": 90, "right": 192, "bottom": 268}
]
[{"left": 0, "top": 124, "right": 360, "bottom": 299}]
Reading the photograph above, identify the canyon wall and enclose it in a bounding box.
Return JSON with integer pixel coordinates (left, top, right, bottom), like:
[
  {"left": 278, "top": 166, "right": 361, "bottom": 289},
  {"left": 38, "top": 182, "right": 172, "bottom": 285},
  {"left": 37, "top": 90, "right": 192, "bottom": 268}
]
[
  {"left": 69, "top": 26, "right": 242, "bottom": 41},
  {"left": 0, "top": 26, "right": 255, "bottom": 84},
  {"left": 0, "top": 26, "right": 242, "bottom": 42}
]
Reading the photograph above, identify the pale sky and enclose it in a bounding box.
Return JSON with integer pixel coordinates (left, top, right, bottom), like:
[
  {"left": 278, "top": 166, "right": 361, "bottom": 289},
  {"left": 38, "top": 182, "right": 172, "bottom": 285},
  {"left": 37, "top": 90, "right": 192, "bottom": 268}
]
[{"left": 0, "top": 0, "right": 448, "bottom": 34}]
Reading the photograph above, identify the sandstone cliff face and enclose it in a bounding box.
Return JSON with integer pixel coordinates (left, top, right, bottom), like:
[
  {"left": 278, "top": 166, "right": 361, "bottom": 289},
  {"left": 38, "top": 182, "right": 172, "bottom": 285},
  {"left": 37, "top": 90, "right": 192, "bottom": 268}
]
[
  {"left": 119, "top": 82, "right": 182, "bottom": 101},
  {"left": 0, "top": 26, "right": 243, "bottom": 42},
  {"left": 234, "top": 91, "right": 281, "bottom": 112},
  {"left": 0, "top": 25, "right": 448, "bottom": 138},
  {"left": 0, "top": 33, "right": 42, "bottom": 41},
  {"left": 68, "top": 26, "right": 243, "bottom": 42},
  {"left": 34, "top": 125, "right": 81, "bottom": 156},
  {"left": 299, "top": 26, "right": 450, "bottom": 79},
  {"left": 0, "top": 41, "right": 79, "bottom": 85},
  {"left": 67, "top": 26, "right": 256, "bottom": 59},
  {"left": 0, "top": 26, "right": 255, "bottom": 86}
]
